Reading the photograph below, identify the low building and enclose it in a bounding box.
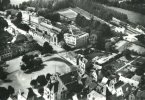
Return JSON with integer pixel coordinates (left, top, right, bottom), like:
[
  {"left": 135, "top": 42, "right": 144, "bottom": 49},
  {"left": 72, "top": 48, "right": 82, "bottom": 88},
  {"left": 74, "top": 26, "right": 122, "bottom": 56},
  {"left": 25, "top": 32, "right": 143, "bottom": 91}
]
[
  {"left": 111, "top": 17, "right": 127, "bottom": 27},
  {"left": 112, "top": 26, "right": 126, "bottom": 34},
  {"left": 126, "top": 25, "right": 144, "bottom": 35},
  {"left": 57, "top": 8, "right": 78, "bottom": 21},
  {"left": 64, "top": 25, "right": 89, "bottom": 48},
  {"left": 115, "top": 40, "right": 145, "bottom": 55},
  {"left": 87, "top": 90, "right": 106, "bottom": 100},
  {"left": 22, "top": 12, "right": 62, "bottom": 46},
  {"left": 60, "top": 51, "right": 78, "bottom": 66},
  {"left": 87, "top": 51, "right": 118, "bottom": 65},
  {"left": 0, "top": 41, "right": 39, "bottom": 61},
  {"left": 76, "top": 54, "right": 88, "bottom": 76},
  {"left": 37, "top": 22, "right": 61, "bottom": 45},
  {"left": 57, "top": 71, "right": 82, "bottom": 100},
  {"left": 115, "top": 83, "right": 132, "bottom": 98}
]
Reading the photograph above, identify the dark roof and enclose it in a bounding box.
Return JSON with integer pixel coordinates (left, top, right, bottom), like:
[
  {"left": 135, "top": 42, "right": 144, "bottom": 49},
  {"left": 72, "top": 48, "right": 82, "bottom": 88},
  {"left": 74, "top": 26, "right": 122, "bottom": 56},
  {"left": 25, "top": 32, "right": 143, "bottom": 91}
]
[
  {"left": 14, "top": 34, "right": 28, "bottom": 43},
  {"left": 122, "top": 83, "right": 132, "bottom": 97},
  {"left": 65, "top": 81, "right": 83, "bottom": 93},
  {"left": 59, "top": 71, "right": 79, "bottom": 85},
  {"left": 89, "top": 82, "right": 98, "bottom": 90}
]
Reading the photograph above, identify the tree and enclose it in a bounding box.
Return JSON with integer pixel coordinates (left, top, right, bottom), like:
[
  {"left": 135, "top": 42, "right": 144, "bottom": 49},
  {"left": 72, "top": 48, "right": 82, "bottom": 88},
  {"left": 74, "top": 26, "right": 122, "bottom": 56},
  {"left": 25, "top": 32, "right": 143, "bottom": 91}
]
[
  {"left": 91, "top": 20, "right": 100, "bottom": 30},
  {"left": 18, "top": 23, "right": 30, "bottom": 32},
  {"left": 0, "top": 17, "right": 8, "bottom": 31},
  {"left": 60, "top": 41, "right": 72, "bottom": 51},
  {"left": 0, "top": 0, "right": 10, "bottom": 10},
  {"left": 105, "top": 41, "right": 113, "bottom": 52},
  {"left": 22, "top": 55, "right": 29, "bottom": 64},
  {"left": 19, "top": 2, "right": 27, "bottom": 10},
  {"left": 6, "top": 10, "right": 11, "bottom": 18},
  {"left": 12, "top": 11, "right": 23, "bottom": 26},
  {"left": 123, "top": 49, "right": 132, "bottom": 60},
  {"left": 136, "top": 34, "right": 145, "bottom": 44},
  {"left": 43, "top": 42, "right": 53, "bottom": 54},
  {"left": 21, "top": 54, "right": 43, "bottom": 72},
  {"left": 75, "top": 13, "right": 83, "bottom": 26},
  {"left": 16, "top": 12, "right": 22, "bottom": 23},
  {"left": 15, "top": 5, "right": 19, "bottom": 10},
  {"left": 97, "top": 23, "right": 112, "bottom": 38}
]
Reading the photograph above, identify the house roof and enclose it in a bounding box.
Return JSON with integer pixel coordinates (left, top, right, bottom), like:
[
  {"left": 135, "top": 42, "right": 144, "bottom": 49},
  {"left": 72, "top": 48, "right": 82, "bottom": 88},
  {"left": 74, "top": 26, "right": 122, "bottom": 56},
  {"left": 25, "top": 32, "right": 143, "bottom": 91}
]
[
  {"left": 57, "top": 8, "right": 78, "bottom": 20},
  {"left": 89, "top": 82, "right": 98, "bottom": 90},
  {"left": 6, "top": 9, "right": 18, "bottom": 15},
  {"left": 12, "top": 34, "right": 28, "bottom": 43},
  {"left": 136, "top": 90, "right": 145, "bottom": 99},
  {"left": 121, "top": 83, "right": 132, "bottom": 97},
  {"left": 59, "top": 71, "right": 79, "bottom": 85},
  {"left": 88, "top": 90, "right": 106, "bottom": 100},
  {"left": 67, "top": 51, "right": 78, "bottom": 59},
  {"left": 115, "top": 40, "right": 145, "bottom": 55}
]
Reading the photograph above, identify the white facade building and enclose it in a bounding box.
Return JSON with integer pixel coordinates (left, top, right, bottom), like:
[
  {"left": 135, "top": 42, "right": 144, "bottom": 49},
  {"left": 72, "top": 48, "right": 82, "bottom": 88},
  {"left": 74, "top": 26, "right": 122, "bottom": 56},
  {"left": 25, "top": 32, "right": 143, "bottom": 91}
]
[
  {"left": 87, "top": 90, "right": 106, "bottom": 100},
  {"left": 64, "top": 25, "right": 89, "bottom": 48}
]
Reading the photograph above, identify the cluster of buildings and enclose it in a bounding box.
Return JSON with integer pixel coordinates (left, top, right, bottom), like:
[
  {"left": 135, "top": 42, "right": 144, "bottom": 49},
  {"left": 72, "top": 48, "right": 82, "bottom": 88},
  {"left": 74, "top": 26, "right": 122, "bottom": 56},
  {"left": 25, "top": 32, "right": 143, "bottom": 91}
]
[
  {"left": 21, "top": 11, "right": 90, "bottom": 49},
  {"left": 0, "top": 34, "right": 39, "bottom": 61},
  {"left": 57, "top": 47, "right": 145, "bottom": 100},
  {"left": 1, "top": 5, "right": 145, "bottom": 100}
]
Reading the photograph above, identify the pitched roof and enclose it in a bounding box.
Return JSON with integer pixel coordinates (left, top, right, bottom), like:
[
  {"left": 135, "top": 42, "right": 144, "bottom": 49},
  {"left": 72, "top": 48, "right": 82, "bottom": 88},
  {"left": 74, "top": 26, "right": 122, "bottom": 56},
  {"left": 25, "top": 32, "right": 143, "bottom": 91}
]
[
  {"left": 115, "top": 40, "right": 145, "bottom": 55},
  {"left": 88, "top": 90, "right": 106, "bottom": 100},
  {"left": 59, "top": 71, "right": 79, "bottom": 85},
  {"left": 13, "top": 34, "right": 28, "bottom": 43}
]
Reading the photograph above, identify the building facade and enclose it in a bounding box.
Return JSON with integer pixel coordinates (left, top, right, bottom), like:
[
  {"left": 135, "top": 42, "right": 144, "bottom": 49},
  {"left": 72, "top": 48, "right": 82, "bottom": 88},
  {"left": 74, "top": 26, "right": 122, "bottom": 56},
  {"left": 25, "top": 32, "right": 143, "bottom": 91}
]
[
  {"left": 22, "top": 11, "right": 62, "bottom": 46},
  {"left": 64, "top": 26, "right": 89, "bottom": 48},
  {"left": 0, "top": 41, "right": 39, "bottom": 61}
]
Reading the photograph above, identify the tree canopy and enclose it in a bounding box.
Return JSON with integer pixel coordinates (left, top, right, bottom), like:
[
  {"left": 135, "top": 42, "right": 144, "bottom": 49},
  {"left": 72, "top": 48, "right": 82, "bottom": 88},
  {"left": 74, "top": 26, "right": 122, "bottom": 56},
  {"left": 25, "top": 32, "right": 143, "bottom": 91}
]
[
  {"left": 42, "top": 42, "right": 53, "bottom": 54},
  {"left": 0, "top": 0, "right": 10, "bottom": 10},
  {"left": 0, "top": 17, "right": 8, "bottom": 31}
]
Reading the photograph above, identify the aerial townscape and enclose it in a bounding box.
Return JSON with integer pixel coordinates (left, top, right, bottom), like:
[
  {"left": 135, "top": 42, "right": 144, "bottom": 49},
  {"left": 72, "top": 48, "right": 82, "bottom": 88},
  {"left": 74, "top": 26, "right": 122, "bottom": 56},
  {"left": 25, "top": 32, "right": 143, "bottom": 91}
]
[{"left": 1, "top": 0, "right": 145, "bottom": 100}]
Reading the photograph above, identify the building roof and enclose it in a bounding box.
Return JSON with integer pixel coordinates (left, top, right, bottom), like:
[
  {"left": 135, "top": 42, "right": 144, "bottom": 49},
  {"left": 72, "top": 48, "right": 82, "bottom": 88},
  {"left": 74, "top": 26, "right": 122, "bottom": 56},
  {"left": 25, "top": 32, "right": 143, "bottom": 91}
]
[
  {"left": 115, "top": 40, "right": 145, "bottom": 55},
  {"left": 57, "top": 8, "right": 78, "bottom": 20},
  {"left": 59, "top": 71, "right": 82, "bottom": 92},
  {"left": 89, "top": 51, "right": 117, "bottom": 65},
  {"left": 40, "top": 22, "right": 61, "bottom": 33},
  {"left": 121, "top": 83, "right": 132, "bottom": 97},
  {"left": 59, "top": 71, "right": 79, "bottom": 85},
  {"left": 6, "top": 9, "right": 18, "bottom": 15},
  {"left": 88, "top": 90, "right": 106, "bottom": 100},
  {"left": 12, "top": 34, "right": 28, "bottom": 43},
  {"left": 67, "top": 51, "right": 78, "bottom": 59},
  {"left": 136, "top": 90, "right": 145, "bottom": 99}
]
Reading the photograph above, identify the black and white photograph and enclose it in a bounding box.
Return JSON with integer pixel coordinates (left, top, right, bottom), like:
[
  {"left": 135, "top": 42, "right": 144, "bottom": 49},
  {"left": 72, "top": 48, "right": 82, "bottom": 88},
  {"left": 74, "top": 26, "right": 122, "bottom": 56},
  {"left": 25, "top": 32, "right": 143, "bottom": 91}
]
[{"left": 0, "top": 0, "right": 145, "bottom": 100}]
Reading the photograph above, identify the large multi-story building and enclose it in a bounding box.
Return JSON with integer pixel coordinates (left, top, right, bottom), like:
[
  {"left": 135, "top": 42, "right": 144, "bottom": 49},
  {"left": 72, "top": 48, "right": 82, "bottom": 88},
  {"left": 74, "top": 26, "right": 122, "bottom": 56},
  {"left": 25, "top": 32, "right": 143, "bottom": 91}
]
[
  {"left": 0, "top": 40, "right": 39, "bottom": 61},
  {"left": 64, "top": 25, "right": 89, "bottom": 48},
  {"left": 22, "top": 11, "right": 61, "bottom": 46}
]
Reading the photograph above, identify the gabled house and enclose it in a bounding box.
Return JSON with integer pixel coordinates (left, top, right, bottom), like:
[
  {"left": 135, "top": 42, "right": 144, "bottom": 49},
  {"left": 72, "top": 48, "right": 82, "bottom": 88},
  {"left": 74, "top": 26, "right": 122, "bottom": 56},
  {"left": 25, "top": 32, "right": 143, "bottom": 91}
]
[
  {"left": 76, "top": 54, "right": 88, "bottom": 76},
  {"left": 57, "top": 71, "right": 82, "bottom": 100},
  {"left": 115, "top": 83, "right": 132, "bottom": 98},
  {"left": 87, "top": 90, "right": 106, "bottom": 100}
]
